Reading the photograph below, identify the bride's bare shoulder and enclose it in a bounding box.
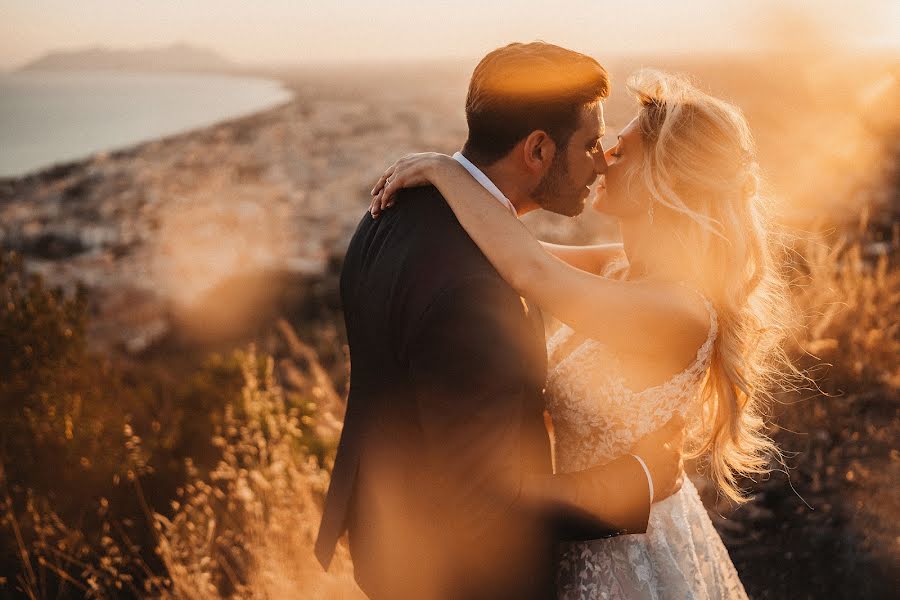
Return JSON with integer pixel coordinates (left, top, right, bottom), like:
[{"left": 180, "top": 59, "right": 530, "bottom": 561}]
[{"left": 653, "top": 282, "right": 715, "bottom": 359}]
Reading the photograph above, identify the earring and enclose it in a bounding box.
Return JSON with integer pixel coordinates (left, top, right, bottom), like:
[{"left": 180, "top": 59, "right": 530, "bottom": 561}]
[{"left": 647, "top": 200, "right": 654, "bottom": 224}]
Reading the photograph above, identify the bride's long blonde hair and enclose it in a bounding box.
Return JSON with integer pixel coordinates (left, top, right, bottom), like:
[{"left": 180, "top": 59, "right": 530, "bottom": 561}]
[{"left": 626, "top": 70, "right": 792, "bottom": 503}]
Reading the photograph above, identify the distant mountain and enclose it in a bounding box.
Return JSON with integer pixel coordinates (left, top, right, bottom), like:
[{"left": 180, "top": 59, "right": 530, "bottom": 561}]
[{"left": 19, "top": 43, "right": 236, "bottom": 73}]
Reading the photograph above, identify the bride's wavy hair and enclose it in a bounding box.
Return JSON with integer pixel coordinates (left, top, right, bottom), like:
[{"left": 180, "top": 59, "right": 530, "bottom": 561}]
[{"left": 626, "top": 70, "right": 795, "bottom": 503}]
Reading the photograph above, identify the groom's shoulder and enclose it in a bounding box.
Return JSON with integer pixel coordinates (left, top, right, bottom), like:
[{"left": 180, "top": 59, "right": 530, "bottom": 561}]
[
  {"left": 348, "top": 184, "right": 507, "bottom": 289},
  {"left": 393, "top": 185, "right": 458, "bottom": 226},
  {"left": 382, "top": 186, "right": 492, "bottom": 259},
  {"left": 412, "top": 192, "right": 503, "bottom": 274},
  {"left": 354, "top": 185, "right": 454, "bottom": 242}
]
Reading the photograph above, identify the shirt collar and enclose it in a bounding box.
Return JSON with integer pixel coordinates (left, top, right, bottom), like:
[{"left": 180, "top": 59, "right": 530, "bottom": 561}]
[{"left": 452, "top": 151, "right": 518, "bottom": 217}]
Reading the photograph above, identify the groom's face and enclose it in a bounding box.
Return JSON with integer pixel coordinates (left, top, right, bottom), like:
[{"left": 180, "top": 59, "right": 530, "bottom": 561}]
[{"left": 531, "top": 102, "right": 607, "bottom": 217}]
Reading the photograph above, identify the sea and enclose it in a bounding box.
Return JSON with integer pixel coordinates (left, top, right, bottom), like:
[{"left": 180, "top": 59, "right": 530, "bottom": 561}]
[{"left": 0, "top": 70, "right": 293, "bottom": 178}]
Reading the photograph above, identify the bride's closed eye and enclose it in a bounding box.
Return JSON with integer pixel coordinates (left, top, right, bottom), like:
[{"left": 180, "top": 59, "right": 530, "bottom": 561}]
[{"left": 606, "top": 138, "right": 623, "bottom": 160}]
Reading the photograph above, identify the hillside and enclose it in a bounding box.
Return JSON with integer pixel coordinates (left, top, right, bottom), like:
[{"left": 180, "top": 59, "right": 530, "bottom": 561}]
[{"left": 19, "top": 43, "right": 236, "bottom": 73}]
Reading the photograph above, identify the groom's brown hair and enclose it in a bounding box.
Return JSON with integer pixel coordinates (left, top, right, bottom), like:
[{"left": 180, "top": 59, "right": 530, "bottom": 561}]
[{"left": 462, "top": 42, "right": 610, "bottom": 166}]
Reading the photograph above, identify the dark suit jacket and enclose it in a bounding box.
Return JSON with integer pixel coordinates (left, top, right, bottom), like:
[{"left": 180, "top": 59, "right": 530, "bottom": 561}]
[{"left": 316, "top": 186, "right": 649, "bottom": 599}]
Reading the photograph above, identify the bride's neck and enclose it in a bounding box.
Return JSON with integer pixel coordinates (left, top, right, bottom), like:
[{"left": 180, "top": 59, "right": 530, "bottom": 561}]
[{"left": 620, "top": 216, "right": 689, "bottom": 283}]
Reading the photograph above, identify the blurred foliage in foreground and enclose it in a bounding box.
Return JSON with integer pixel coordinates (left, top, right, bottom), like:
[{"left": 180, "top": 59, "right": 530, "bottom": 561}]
[{"left": 0, "top": 251, "right": 353, "bottom": 598}]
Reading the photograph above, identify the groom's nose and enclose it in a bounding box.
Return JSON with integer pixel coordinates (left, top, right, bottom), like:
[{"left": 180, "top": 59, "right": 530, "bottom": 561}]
[{"left": 593, "top": 149, "right": 609, "bottom": 175}]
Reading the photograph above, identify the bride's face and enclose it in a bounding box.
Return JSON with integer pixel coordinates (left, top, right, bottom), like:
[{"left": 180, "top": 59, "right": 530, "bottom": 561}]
[{"left": 592, "top": 117, "right": 649, "bottom": 218}]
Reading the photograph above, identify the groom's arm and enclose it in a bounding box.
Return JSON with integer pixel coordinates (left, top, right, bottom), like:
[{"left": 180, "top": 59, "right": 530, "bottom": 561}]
[
  {"left": 525, "top": 415, "right": 685, "bottom": 540},
  {"left": 406, "top": 277, "right": 653, "bottom": 541},
  {"left": 523, "top": 454, "right": 654, "bottom": 541}
]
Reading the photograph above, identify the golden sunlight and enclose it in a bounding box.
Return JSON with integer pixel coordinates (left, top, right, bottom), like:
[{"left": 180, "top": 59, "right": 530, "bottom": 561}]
[{"left": 0, "top": 2, "right": 896, "bottom": 599}]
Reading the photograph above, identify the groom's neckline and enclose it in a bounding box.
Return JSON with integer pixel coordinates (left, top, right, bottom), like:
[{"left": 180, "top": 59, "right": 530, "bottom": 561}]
[{"left": 452, "top": 151, "right": 518, "bottom": 217}]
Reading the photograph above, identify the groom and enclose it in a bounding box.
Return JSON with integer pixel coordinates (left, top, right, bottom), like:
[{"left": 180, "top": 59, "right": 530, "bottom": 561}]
[{"left": 316, "top": 42, "right": 684, "bottom": 599}]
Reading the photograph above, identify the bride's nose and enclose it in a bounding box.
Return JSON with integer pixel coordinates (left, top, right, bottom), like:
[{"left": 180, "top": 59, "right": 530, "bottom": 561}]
[{"left": 603, "top": 146, "right": 616, "bottom": 165}]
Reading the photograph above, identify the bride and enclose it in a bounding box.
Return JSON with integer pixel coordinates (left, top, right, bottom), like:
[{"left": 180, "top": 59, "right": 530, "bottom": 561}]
[{"left": 368, "top": 70, "right": 791, "bottom": 599}]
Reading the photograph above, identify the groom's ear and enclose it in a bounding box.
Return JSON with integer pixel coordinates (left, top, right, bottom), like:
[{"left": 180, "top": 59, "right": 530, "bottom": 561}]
[{"left": 522, "top": 130, "right": 556, "bottom": 174}]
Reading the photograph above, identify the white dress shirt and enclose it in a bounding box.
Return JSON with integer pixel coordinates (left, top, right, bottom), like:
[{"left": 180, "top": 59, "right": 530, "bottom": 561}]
[{"left": 452, "top": 151, "right": 518, "bottom": 216}]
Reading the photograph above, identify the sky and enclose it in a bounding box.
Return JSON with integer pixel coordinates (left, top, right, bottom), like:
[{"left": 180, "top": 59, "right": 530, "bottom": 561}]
[{"left": 1, "top": 0, "right": 898, "bottom": 70}]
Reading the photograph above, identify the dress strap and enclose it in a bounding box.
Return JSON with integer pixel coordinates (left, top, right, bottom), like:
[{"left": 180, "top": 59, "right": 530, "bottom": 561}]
[{"left": 675, "top": 283, "right": 718, "bottom": 372}]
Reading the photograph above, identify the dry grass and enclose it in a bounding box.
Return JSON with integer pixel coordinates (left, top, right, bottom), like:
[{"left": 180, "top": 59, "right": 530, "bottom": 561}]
[
  {"left": 789, "top": 212, "right": 899, "bottom": 393},
  {"left": 154, "top": 346, "right": 361, "bottom": 600},
  {"left": 2, "top": 341, "right": 363, "bottom": 599}
]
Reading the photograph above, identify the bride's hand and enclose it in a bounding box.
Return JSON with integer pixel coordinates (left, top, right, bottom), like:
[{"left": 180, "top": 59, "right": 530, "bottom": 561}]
[{"left": 369, "top": 152, "right": 452, "bottom": 218}]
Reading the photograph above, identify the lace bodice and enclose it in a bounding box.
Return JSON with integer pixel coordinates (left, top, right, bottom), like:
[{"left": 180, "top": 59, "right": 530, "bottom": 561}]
[
  {"left": 545, "top": 296, "right": 748, "bottom": 599},
  {"left": 546, "top": 294, "right": 718, "bottom": 474}
]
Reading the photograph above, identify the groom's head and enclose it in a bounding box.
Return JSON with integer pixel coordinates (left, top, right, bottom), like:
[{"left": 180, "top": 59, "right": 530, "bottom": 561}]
[{"left": 463, "top": 42, "right": 610, "bottom": 216}]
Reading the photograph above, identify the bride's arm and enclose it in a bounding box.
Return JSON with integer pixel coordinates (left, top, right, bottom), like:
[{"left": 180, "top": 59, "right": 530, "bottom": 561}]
[
  {"left": 539, "top": 241, "right": 624, "bottom": 275},
  {"left": 374, "top": 153, "right": 707, "bottom": 355}
]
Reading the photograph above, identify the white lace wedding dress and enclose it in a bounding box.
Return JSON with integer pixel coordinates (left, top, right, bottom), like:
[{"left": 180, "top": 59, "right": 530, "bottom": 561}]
[{"left": 545, "top": 292, "right": 749, "bottom": 600}]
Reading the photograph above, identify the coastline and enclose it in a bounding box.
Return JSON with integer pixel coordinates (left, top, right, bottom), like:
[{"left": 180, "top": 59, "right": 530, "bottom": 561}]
[{"left": 0, "top": 70, "right": 295, "bottom": 179}]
